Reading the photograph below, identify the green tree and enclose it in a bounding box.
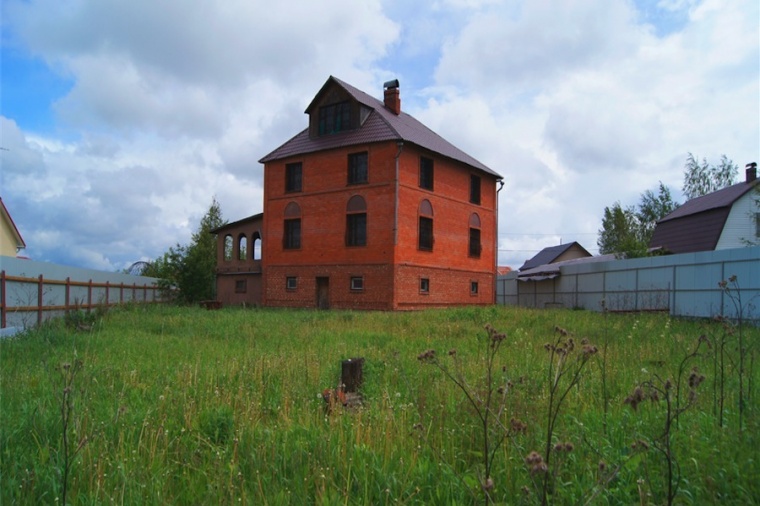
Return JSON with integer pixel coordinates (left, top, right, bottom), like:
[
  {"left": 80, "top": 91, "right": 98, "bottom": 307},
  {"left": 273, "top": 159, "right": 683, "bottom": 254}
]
[
  {"left": 597, "top": 203, "right": 646, "bottom": 258},
  {"left": 636, "top": 182, "right": 679, "bottom": 241},
  {"left": 144, "top": 198, "right": 226, "bottom": 304},
  {"left": 682, "top": 153, "right": 738, "bottom": 200},
  {"left": 597, "top": 183, "right": 679, "bottom": 258}
]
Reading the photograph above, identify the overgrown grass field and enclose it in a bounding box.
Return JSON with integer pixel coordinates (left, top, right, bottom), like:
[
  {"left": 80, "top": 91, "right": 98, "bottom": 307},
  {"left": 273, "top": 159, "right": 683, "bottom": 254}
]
[{"left": 1, "top": 304, "right": 758, "bottom": 504}]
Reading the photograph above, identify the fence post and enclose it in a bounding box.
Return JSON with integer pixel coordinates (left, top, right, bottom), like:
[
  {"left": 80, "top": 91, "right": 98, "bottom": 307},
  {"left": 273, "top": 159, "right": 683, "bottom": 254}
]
[
  {"left": 38, "top": 274, "right": 44, "bottom": 326},
  {"left": 1, "top": 270, "right": 6, "bottom": 328},
  {"left": 88, "top": 280, "right": 93, "bottom": 311},
  {"left": 105, "top": 281, "right": 110, "bottom": 307},
  {"left": 65, "top": 277, "right": 71, "bottom": 315}
]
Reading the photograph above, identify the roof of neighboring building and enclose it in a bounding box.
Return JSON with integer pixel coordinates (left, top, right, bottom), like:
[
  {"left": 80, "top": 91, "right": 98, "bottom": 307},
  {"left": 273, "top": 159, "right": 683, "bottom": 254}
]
[
  {"left": 210, "top": 213, "right": 263, "bottom": 234},
  {"left": 516, "top": 254, "right": 617, "bottom": 281},
  {"left": 0, "top": 197, "right": 26, "bottom": 250},
  {"left": 259, "top": 76, "right": 501, "bottom": 179},
  {"left": 518, "top": 241, "right": 591, "bottom": 271},
  {"left": 650, "top": 178, "right": 758, "bottom": 254}
]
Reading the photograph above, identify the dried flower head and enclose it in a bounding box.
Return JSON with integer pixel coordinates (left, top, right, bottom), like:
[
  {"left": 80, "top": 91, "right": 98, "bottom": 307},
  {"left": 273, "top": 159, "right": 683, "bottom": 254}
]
[
  {"left": 482, "top": 477, "right": 494, "bottom": 491},
  {"left": 510, "top": 418, "right": 528, "bottom": 433},
  {"left": 598, "top": 460, "right": 607, "bottom": 473},
  {"left": 525, "top": 451, "right": 543, "bottom": 465},
  {"left": 417, "top": 349, "right": 436, "bottom": 362},
  {"left": 531, "top": 462, "right": 548, "bottom": 475},
  {"left": 448, "top": 349, "right": 457, "bottom": 357},
  {"left": 554, "top": 326, "right": 569, "bottom": 336},
  {"left": 624, "top": 386, "right": 646, "bottom": 411}
]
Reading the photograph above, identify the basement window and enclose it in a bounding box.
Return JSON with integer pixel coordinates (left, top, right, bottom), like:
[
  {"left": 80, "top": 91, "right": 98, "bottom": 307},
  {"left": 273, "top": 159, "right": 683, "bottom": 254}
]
[
  {"left": 350, "top": 276, "right": 364, "bottom": 292},
  {"left": 235, "top": 279, "right": 247, "bottom": 293},
  {"left": 286, "top": 276, "right": 297, "bottom": 290},
  {"left": 420, "top": 278, "right": 430, "bottom": 294},
  {"left": 470, "top": 281, "right": 479, "bottom": 295}
]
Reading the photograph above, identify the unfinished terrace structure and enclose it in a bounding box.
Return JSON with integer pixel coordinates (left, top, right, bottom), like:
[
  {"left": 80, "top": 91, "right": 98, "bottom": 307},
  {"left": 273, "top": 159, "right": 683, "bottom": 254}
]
[{"left": 257, "top": 76, "right": 503, "bottom": 310}]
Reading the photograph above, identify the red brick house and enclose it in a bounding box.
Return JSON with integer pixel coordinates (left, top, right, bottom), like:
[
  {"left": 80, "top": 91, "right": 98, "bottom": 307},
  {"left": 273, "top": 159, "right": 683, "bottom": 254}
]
[
  {"left": 211, "top": 213, "right": 263, "bottom": 306},
  {"left": 215, "top": 76, "right": 502, "bottom": 309}
]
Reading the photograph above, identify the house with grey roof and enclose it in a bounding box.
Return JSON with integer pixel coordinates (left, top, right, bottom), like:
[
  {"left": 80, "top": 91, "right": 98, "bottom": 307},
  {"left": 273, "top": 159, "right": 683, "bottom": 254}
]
[
  {"left": 649, "top": 163, "right": 759, "bottom": 254},
  {"left": 217, "top": 76, "right": 503, "bottom": 310}
]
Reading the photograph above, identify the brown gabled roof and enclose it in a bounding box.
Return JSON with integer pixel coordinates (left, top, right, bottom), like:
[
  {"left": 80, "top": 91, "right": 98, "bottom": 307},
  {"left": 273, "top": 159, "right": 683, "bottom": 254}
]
[
  {"left": 0, "top": 197, "right": 26, "bottom": 251},
  {"left": 518, "top": 242, "right": 591, "bottom": 271},
  {"left": 210, "top": 213, "right": 263, "bottom": 235},
  {"left": 649, "top": 179, "right": 758, "bottom": 254},
  {"left": 259, "top": 76, "right": 501, "bottom": 179}
]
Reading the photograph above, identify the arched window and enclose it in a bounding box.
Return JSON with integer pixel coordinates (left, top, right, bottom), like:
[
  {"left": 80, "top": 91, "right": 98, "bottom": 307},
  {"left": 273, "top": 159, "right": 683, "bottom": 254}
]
[
  {"left": 238, "top": 233, "right": 247, "bottom": 260},
  {"left": 469, "top": 213, "right": 481, "bottom": 258},
  {"left": 418, "top": 200, "right": 434, "bottom": 251},
  {"left": 223, "top": 234, "right": 234, "bottom": 261},
  {"left": 283, "top": 202, "right": 301, "bottom": 249},
  {"left": 252, "top": 231, "right": 262, "bottom": 260},
  {"left": 346, "top": 195, "right": 367, "bottom": 247}
]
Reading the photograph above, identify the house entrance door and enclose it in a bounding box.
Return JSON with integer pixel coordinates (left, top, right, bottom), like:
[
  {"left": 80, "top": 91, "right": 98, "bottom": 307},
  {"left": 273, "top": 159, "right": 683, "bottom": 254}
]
[{"left": 316, "top": 277, "right": 330, "bottom": 310}]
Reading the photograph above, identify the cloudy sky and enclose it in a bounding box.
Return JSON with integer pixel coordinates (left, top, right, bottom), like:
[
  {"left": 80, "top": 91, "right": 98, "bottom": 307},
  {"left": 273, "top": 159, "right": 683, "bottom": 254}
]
[{"left": 1, "top": 0, "right": 758, "bottom": 271}]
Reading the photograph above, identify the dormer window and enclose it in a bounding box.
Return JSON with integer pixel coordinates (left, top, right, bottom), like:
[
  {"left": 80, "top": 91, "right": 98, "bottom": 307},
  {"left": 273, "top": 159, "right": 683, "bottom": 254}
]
[{"left": 319, "top": 101, "right": 350, "bottom": 135}]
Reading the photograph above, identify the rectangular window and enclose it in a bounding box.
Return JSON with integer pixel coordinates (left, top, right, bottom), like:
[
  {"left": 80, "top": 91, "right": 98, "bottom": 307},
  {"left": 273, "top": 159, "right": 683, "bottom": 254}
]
[
  {"left": 285, "top": 162, "right": 302, "bottom": 193},
  {"left": 470, "top": 175, "right": 481, "bottom": 205},
  {"left": 469, "top": 228, "right": 481, "bottom": 257},
  {"left": 419, "top": 156, "right": 434, "bottom": 190},
  {"left": 286, "top": 276, "right": 297, "bottom": 290},
  {"left": 235, "top": 279, "right": 247, "bottom": 293},
  {"left": 470, "top": 281, "right": 479, "bottom": 295},
  {"left": 419, "top": 216, "right": 433, "bottom": 251},
  {"left": 284, "top": 218, "right": 301, "bottom": 249},
  {"left": 350, "top": 276, "right": 364, "bottom": 291},
  {"left": 346, "top": 213, "right": 367, "bottom": 247},
  {"left": 319, "top": 101, "right": 350, "bottom": 135},
  {"left": 420, "top": 278, "right": 430, "bottom": 294},
  {"left": 348, "top": 152, "right": 368, "bottom": 184}
]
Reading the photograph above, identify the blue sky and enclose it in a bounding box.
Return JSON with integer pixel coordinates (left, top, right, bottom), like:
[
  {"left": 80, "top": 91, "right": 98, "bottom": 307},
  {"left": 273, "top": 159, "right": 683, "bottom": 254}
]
[{"left": 1, "top": 0, "right": 758, "bottom": 271}]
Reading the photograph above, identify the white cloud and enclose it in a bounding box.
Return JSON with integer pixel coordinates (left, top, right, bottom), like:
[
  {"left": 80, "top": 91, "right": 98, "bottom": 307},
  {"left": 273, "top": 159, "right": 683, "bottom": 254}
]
[{"left": 1, "top": 0, "right": 757, "bottom": 273}]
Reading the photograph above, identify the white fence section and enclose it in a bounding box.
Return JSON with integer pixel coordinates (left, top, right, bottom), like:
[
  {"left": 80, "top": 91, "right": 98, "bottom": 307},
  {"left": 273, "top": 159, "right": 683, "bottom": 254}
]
[
  {"left": 497, "top": 246, "right": 760, "bottom": 323},
  {"left": 1, "top": 256, "right": 162, "bottom": 330}
]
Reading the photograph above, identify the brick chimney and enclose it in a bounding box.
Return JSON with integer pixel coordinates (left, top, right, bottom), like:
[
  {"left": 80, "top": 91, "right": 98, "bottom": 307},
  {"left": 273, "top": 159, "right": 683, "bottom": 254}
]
[
  {"left": 746, "top": 162, "right": 757, "bottom": 183},
  {"left": 383, "top": 79, "right": 400, "bottom": 115}
]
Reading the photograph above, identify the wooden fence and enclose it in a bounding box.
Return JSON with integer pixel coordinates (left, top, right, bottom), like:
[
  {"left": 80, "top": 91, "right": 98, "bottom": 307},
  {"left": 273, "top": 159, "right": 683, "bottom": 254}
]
[{"left": 0, "top": 270, "right": 162, "bottom": 329}]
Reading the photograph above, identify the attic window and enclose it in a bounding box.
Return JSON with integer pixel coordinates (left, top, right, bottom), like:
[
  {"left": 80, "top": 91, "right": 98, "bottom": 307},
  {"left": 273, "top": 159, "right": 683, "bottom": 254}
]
[{"left": 319, "top": 101, "right": 350, "bottom": 135}]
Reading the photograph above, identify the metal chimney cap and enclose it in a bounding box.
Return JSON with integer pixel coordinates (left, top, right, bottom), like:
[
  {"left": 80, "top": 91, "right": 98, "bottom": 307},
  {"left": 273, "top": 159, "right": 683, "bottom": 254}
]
[{"left": 383, "top": 79, "right": 399, "bottom": 90}]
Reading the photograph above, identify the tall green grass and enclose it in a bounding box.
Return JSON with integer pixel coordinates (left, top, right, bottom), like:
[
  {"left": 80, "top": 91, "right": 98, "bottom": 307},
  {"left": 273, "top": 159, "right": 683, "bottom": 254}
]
[{"left": 1, "top": 304, "right": 757, "bottom": 504}]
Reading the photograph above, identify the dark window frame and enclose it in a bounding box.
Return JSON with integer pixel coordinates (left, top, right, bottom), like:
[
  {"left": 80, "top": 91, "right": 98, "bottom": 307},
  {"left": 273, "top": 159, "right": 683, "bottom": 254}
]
[
  {"left": 470, "top": 281, "right": 479, "bottom": 295},
  {"left": 418, "top": 216, "right": 433, "bottom": 251},
  {"left": 346, "top": 213, "right": 367, "bottom": 247},
  {"left": 235, "top": 279, "right": 247, "bottom": 293},
  {"left": 283, "top": 218, "right": 301, "bottom": 249},
  {"left": 285, "top": 162, "right": 303, "bottom": 193},
  {"left": 319, "top": 101, "right": 351, "bottom": 135},
  {"left": 469, "top": 227, "right": 481, "bottom": 258},
  {"left": 470, "top": 174, "right": 481, "bottom": 205},
  {"left": 420, "top": 278, "right": 430, "bottom": 294},
  {"left": 286, "top": 276, "right": 297, "bottom": 290},
  {"left": 419, "top": 156, "right": 434, "bottom": 190},
  {"left": 348, "top": 152, "right": 368, "bottom": 185}
]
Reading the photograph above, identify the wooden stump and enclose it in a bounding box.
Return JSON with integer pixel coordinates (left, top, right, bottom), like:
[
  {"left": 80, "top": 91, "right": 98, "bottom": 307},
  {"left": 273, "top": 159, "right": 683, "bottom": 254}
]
[{"left": 341, "top": 357, "right": 364, "bottom": 393}]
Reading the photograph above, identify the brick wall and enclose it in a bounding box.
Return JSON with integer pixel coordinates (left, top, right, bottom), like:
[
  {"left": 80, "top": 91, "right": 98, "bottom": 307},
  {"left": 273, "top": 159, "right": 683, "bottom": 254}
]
[
  {"left": 261, "top": 140, "right": 498, "bottom": 309},
  {"left": 265, "top": 264, "right": 395, "bottom": 310}
]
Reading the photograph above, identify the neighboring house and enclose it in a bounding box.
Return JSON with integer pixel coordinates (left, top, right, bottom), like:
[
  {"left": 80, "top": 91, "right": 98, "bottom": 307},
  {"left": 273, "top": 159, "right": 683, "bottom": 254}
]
[
  {"left": 245, "top": 76, "right": 502, "bottom": 310},
  {"left": 518, "top": 242, "right": 592, "bottom": 272},
  {"left": 650, "top": 163, "right": 759, "bottom": 254},
  {"left": 211, "top": 214, "right": 263, "bottom": 306},
  {"left": 0, "top": 197, "right": 26, "bottom": 257}
]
